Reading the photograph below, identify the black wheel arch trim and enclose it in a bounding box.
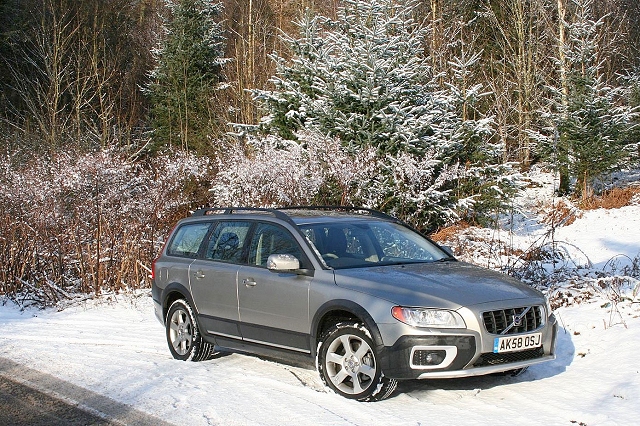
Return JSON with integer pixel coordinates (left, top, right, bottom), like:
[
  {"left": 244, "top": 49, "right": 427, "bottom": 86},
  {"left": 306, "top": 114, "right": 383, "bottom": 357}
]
[
  {"left": 159, "top": 282, "right": 198, "bottom": 325},
  {"left": 310, "top": 299, "right": 384, "bottom": 358}
]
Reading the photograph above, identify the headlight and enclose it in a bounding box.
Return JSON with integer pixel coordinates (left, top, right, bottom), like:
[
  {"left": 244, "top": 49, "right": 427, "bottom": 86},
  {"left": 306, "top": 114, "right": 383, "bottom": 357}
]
[{"left": 391, "top": 306, "right": 466, "bottom": 329}]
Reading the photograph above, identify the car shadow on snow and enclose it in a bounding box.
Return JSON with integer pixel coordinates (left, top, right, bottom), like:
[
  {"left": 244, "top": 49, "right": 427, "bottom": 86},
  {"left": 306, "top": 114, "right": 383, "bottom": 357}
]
[
  {"left": 395, "top": 325, "right": 575, "bottom": 397},
  {"left": 207, "top": 328, "right": 576, "bottom": 400}
]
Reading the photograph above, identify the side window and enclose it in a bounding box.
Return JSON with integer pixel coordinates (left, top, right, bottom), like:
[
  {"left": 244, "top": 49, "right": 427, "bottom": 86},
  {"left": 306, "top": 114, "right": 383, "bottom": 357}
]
[
  {"left": 248, "top": 223, "right": 305, "bottom": 268},
  {"left": 167, "top": 222, "right": 211, "bottom": 258},
  {"left": 204, "top": 221, "right": 251, "bottom": 263}
]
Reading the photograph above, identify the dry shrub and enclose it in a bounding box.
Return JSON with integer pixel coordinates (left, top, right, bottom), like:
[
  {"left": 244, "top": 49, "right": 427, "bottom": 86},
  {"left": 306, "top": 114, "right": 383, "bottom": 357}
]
[
  {"left": 542, "top": 200, "right": 582, "bottom": 227},
  {"left": 430, "top": 221, "right": 471, "bottom": 242},
  {"left": 0, "top": 150, "right": 212, "bottom": 307},
  {"left": 580, "top": 186, "right": 640, "bottom": 210}
]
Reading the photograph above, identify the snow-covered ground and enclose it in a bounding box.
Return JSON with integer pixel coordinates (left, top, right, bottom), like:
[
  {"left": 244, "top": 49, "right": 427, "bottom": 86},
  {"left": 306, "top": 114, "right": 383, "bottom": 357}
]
[
  {"left": 1, "top": 169, "right": 639, "bottom": 426},
  {"left": 0, "top": 293, "right": 638, "bottom": 425}
]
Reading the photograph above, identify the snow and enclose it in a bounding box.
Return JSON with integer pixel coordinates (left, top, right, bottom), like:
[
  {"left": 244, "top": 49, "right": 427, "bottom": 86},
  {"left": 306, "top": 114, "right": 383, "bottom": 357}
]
[
  {"left": 554, "top": 206, "right": 640, "bottom": 268},
  {"left": 1, "top": 294, "right": 638, "bottom": 425},
  {"left": 1, "top": 169, "right": 639, "bottom": 425}
]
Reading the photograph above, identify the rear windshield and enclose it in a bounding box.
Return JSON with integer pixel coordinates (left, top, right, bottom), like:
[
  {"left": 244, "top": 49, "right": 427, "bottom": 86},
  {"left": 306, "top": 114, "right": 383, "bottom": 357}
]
[{"left": 299, "top": 220, "right": 450, "bottom": 269}]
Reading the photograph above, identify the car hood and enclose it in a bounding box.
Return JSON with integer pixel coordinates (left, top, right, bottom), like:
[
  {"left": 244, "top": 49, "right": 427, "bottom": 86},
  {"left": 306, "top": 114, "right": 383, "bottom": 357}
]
[{"left": 332, "top": 261, "right": 543, "bottom": 309}]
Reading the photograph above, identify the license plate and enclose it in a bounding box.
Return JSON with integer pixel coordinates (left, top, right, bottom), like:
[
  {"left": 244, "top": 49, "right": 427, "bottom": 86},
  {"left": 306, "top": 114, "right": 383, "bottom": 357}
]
[{"left": 493, "top": 333, "right": 542, "bottom": 353}]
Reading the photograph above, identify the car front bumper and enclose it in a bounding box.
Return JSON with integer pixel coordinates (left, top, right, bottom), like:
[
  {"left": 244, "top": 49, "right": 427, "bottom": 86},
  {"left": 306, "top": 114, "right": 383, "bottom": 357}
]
[{"left": 378, "top": 314, "right": 558, "bottom": 380}]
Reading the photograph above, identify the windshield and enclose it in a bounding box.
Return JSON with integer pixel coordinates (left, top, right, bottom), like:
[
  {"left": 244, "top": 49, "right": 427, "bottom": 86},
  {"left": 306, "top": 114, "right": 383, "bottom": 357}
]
[{"left": 299, "top": 220, "right": 451, "bottom": 269}]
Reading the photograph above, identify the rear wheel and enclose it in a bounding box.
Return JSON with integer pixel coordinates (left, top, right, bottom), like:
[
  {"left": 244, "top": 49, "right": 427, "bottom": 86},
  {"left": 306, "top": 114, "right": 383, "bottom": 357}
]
[
  {"left": 166, "top": 299, "right": 213, "bottom": 362},
  {"left": 317, "top": 321, "right": 397, "bottom": 401}
]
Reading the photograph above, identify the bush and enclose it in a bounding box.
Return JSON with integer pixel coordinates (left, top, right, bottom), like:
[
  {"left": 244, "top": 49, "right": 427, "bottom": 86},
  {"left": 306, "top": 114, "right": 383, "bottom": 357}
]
[
  {"left": 0, "top": 149, "right": 212, "bottom": 307},
  {"left": 210, "top": 131, "right": 378, "bottom": 208}
]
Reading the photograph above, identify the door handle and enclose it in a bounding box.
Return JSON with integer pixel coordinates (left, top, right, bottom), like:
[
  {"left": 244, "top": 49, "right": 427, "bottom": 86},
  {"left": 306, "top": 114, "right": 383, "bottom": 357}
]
[
  {"left": 242, "top": 278, "right": 257, "bottom": 287},
  {"left": 194, "top": 270, "right": 206, "bottom": 279}
]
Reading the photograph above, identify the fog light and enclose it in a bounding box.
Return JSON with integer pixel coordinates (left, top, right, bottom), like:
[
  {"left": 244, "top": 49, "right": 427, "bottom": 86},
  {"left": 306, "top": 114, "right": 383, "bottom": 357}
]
[
  {"left": 413, "top": 350, "right": 446, "bottom": 366},
  {"left": 426, "top": 352, "right": 444, "bottom": 364}
]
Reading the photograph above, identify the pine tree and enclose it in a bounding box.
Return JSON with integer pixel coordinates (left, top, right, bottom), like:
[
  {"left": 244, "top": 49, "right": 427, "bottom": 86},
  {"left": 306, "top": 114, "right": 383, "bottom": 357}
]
[
  {"left": 446, "top": 49, "right": 518, "bottom": 224},
  {"left": 148, "top": 0, "right": 227, "bottom": 155},
  {"left": 253, "top": 0, "right": 451, "bottom": 157},
  {"left": 547, "top": 0, "right": 637, "bottom": 197},
  {"left": 625, "top": 68, "right": 640, "bottom": 164},
  {"left": 250, "top": 0, "right": 512, "bottom": 230}
]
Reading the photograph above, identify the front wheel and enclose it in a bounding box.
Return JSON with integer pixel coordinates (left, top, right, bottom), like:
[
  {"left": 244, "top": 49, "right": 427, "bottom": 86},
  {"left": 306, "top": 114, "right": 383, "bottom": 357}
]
[
  {"left": 317, "top": 321, "right": 397, "bottom": 401},
  {"left": 165, "top": 299, "right": 213, "bottom": 362}
]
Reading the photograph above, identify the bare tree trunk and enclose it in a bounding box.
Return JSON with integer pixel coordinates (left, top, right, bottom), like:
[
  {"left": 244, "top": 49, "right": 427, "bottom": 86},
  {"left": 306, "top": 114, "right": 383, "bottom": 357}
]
[
  {"left": 249, "top": 0, "right": 255, "bottom": 93},
  {"left": 557, "top": 0, "right": 571, "bottom": 195},
  {"left": 431, "top": 0, "right": 439, "bottom": 75},
  {"left": 557, "top": 0, "right": 569, "bottom": 108}
]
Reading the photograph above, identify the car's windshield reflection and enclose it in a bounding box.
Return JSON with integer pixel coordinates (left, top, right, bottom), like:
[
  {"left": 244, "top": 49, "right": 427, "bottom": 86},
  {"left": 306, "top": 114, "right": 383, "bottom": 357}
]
[{"left": 300, "top": 220, "right": 449, "bottom": 269}]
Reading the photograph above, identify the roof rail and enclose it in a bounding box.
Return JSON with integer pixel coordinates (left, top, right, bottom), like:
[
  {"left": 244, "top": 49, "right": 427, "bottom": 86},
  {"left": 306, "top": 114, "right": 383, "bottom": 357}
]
[
  {"left": 192, "top": 205, "right": 400, "bottom": 225},
  {"left": 191, "top": 207, "right": 297, "bottom": 226},
  {"left": 277, "top": 206, "right": 398, "bottom": 221}
]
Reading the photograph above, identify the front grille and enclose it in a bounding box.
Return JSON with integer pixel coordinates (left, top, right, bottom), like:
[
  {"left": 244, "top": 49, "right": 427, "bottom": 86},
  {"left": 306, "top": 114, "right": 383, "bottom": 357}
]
[
  {"left": 473, "top": 347, "right": 545, "bottom": 367},
  {"left": 483, "top": 306, "right": 544, "bottom": 335}
]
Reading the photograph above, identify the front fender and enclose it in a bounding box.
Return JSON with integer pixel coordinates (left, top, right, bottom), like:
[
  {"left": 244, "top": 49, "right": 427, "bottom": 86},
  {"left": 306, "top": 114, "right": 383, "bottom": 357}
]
[{"left": 311, "top": 299, "right": 384, "bottom": 358}]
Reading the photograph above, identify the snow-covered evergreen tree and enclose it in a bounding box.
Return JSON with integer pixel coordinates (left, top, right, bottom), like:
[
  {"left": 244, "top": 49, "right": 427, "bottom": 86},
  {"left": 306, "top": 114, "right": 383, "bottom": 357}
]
[
  {"left": 254, "top": 0, "right": 454, "bottom": 157},
  {"left": 541, "top": 0, "right": 638, "bottom": 196},
  {"left": 148, "top": 0, "right": 227, "bottom": 155},
  {"left": 246, "top": 0, "right": 513, "bottom": 230},
  {"left": 445, "top": 48, "right": 520, "bottom": 223},
  {"left": 626, "top": 68, "right": 640, "bottom": 164}
]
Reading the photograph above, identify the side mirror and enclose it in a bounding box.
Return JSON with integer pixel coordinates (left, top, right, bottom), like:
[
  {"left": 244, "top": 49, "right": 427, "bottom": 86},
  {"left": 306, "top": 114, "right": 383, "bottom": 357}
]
[
  {"left": 267, "top": 254, "right": 314, "bottom": 277},
  {"left": 440, "top": 245, "right": 455, "bottom": 257},
  {"left": 267, "top": 254, "right": 300, "bottom": 271}
]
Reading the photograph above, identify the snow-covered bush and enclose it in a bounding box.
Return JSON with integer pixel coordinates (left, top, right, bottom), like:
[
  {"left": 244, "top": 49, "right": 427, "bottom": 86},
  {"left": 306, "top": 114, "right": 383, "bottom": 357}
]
[
  {"left": 210, "top": 131, "right": 377, "bottom": 207},
  {"left": 0, "top": 150, "right": 212, "bottom": 306},
  {"left": 362, "top": 152, "right": 462, "bottom": 229},
  {"left": 211, "top": 131, "right": 473, "bottom": 232}
]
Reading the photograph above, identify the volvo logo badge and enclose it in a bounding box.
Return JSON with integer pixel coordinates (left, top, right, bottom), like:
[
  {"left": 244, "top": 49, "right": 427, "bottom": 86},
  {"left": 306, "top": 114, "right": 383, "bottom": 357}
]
[
  {"left": 512, "top": 313, "right": 524, "bottom": 327},
  {"left": 500, "top": 306, "right": 532, "bottom": 335}
]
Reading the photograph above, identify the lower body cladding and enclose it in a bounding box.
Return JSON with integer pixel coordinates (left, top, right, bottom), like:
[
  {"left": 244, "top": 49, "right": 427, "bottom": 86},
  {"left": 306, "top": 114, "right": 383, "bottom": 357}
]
[{"left": 378, "top": 314, "right": 558, "bottom": 380}]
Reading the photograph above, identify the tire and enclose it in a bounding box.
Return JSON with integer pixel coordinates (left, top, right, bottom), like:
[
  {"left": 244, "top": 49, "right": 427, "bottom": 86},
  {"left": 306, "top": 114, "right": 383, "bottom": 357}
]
[
  {"left": 165, "top": 299, "right": 214, "bottom": 362},
  {"left": 317, "top": 321, "right": 397, "bottom": 401}
]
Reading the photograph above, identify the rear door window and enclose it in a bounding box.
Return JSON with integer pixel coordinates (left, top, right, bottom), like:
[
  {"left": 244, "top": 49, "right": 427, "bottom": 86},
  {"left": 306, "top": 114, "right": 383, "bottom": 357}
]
[{"left": 204, "top": 221, "right": 252, "bottom": 264}]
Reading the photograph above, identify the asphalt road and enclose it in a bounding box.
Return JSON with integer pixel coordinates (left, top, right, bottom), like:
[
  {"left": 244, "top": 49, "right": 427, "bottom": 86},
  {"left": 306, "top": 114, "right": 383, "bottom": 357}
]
[{"left": 0, "top": 357, "right": 174, "bottom": 426}]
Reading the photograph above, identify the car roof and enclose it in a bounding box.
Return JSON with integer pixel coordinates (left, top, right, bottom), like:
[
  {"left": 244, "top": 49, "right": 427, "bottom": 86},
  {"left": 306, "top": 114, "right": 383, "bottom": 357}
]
[{"left": 189, "top": 207, "right": 398, "bottom": 228}]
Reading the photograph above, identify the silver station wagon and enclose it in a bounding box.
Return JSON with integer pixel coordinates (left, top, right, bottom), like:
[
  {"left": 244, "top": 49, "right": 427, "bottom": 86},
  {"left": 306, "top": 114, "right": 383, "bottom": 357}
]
[{"left": 152, "top": 207, "right": 557, "bottom": 401}]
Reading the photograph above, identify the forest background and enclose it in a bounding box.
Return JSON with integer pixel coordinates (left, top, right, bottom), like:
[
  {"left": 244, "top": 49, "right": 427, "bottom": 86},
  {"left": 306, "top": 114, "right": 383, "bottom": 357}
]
[{"left": 1, "top": 0, "right": 639, "bottom": 304}]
